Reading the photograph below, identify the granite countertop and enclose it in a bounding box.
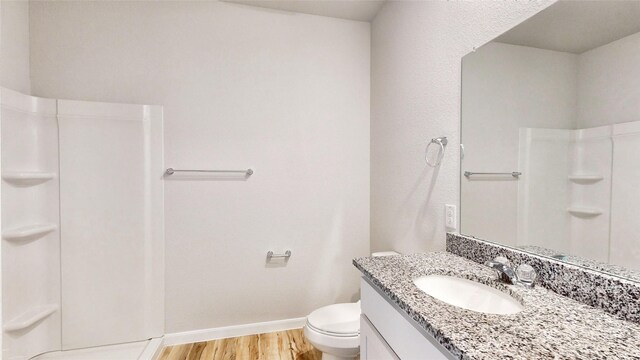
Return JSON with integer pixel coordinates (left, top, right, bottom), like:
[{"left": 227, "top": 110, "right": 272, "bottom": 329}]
[{"left": 353, "top": 252, "right": 640, "bottom": 360}]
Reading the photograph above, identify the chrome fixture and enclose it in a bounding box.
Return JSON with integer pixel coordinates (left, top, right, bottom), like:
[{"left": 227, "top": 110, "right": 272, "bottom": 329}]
[
  {"left": 485, "top": 257, "right": 537, "bottom": 288},
  {"left": 425, "top": 136, "right": 448, "bottom": 167},
  {"left": 165, "top": 168, "right": 253, "bottom": 176},
  {"left": 485, "top": 259, "right": 519, "bottom": 285},
  {"left": 267, "top": 250, "right": 291, "bottom": 260},
  {"left": 464, "top": 171, "right": 522, "bottom": 178},
  {"left": 515, "top": 264, "right": 537, "bottom": 288}
]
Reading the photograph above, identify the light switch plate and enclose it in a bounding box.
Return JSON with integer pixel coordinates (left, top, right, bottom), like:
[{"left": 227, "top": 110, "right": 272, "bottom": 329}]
[{"left": 445, "top": 204, "right": 457, "bottom": 230}]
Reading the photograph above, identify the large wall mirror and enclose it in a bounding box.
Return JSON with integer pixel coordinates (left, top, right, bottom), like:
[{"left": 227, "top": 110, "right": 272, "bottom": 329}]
[{"left": 460, "top": 1, "right": 640, "bottom": 282}]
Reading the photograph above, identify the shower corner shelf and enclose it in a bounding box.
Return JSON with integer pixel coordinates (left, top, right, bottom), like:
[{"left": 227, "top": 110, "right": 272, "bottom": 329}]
[
  {"left": 2, "top": 171, "right": 56, "bottom": 185},
  {"left": 3, "top": 304, "right": 58, "bottom": 332},
  {"left": 567, "top": 207, "right": 602, "bottom": 217},
  {"left": 3, "top": 224, "right": 57, "bottom": 240},
  {"left": 568, "top": 174, "right": 603, "bottom": 183}
]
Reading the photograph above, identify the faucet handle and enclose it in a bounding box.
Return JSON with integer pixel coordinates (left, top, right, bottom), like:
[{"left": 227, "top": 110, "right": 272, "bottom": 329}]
[
  {"left": 493, "top": 256, "right": 512, "bottom": 268},
  {"left": 516, "top": 263, "right": 537, "bottom": 288}
]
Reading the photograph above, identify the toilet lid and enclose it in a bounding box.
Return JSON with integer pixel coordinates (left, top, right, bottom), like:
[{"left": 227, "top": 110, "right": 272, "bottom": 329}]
[{"left": 306, "top": 302, "right": 360, "bottom": 336}]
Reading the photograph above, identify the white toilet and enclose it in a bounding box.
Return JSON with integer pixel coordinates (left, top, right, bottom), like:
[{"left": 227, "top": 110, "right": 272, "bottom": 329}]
[{"left": 303, "top": 251, "right": 400, "bottom": 360}]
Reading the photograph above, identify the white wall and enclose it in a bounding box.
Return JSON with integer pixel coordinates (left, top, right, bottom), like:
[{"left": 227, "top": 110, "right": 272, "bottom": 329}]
[
  {"left": 460, "top": 42, "right": 577, "bottom": 245},
  {"left": 577, "top": 31, "right": 640, "bottom": 128},
  {"left": 370, "top": 1, "right": 553, "bottom": 254},
  {"left": 29, "top": 1, "right": 370, "bottom": 333},
  {"left": 0, "top": 0, "right": 30, "bottom": 93}
]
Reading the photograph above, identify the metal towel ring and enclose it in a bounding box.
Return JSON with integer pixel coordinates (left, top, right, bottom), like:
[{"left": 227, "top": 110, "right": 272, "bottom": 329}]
[{"left": 425, "top": 137, "right": 448, "bottom": 167}]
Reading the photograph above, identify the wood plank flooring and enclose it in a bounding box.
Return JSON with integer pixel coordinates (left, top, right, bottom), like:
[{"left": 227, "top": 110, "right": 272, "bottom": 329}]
[{"left": 158, "top": 329, "right": 322, "bottom": 360}]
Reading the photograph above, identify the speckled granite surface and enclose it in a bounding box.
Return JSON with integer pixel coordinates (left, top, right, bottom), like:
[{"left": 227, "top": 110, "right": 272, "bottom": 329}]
[
  {"left": 519, "top": 244, "right": 640, "bottom": 283},
  {"left": 447, "top": 233, "right": 640, "bottom": 324},
  {"left": 353, "top": 252, "right": 640, "bottom": 360}
]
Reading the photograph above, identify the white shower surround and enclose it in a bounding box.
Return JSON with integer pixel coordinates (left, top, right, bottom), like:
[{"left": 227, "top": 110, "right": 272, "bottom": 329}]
[
  {"left": 518, "top": 121, "right": 640, "bottom": 270},
  {"left": 0, "top": 88, "right": 164, "bottom": 359},
  {"left": 57, "top": 100, "right": 164, "bottom": 350},
  {"left": 609, "top": 121, "right": 640, "bottom": 270},
  {"left": 1, "top": 88, "right": 60, "bottom": 360}
]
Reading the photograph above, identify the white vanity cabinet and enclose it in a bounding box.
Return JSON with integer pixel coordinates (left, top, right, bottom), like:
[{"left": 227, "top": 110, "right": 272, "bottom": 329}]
[
  {"left": 360, "top": 277, "right": 455, "bottom": 360},
  {"left": 361, "top": 314, "right": 399, "bottom": 360}
]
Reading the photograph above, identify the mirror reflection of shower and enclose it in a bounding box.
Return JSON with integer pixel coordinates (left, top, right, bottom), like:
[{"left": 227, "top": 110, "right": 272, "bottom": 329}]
[{"left": 460, "top": 0, "right": 640, "bottom": 282}]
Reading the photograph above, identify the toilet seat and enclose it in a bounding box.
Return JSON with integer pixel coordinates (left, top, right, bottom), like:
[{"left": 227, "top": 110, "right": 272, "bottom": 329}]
[{"left": 306, "top": 303, "right": 360, "bottom": 337}]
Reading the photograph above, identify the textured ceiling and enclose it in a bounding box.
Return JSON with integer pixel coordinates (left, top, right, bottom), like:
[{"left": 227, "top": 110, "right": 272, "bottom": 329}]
[{"left": 495, "top": 1, "right": 640, "bottom": 54}]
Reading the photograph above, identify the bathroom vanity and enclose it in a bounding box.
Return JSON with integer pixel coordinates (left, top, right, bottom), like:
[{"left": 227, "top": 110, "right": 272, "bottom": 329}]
[
  {"left": 360, "top": 277, "right": 453, "bottom": 360},
  {"left": 354, "top": 251, "right": 640, "bottom": 360}
]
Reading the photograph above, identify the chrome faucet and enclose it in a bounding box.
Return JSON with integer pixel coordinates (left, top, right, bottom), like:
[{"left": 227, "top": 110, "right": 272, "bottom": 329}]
[
  {"left": 485, "top": 260, "right": 519, "bottom": 285},
  {"left": 484, "top": 257, "right": 537, "bottom": 288}
]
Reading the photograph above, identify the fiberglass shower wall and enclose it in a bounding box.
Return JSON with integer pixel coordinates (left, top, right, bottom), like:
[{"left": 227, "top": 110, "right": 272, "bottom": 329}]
[
  {"left": 567, "top": 126, "right": 612, "bottom": 263},
  {"left": 1, "top": 88, "right": 164, "bottom": 359},
  {"left": 518, "top": 121, "right": 640, "bottom": 270},
  {"left": 610, "top": 121, "right": 640, "bottom": 270},
  {"left": 517, "top": 128, "right": 573, "bottom": 254},
  {"left": 517, "top": 126, "right": 612, "bottom": 261},
  {"left": 1, "top": 89, "right": 61, "bottom": 360},
  {"left": 57, "top": 100, "right": 164, "bottom": 350}
]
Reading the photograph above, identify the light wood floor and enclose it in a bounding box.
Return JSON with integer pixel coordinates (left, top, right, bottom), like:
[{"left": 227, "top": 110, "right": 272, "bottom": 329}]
[{"left": 158, "top": 329, "right": 322, "bottom": 360}]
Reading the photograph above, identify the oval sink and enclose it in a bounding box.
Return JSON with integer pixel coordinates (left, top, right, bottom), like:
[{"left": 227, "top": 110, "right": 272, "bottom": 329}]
[{"left": 413, "top": 275, "right": 523, "bottom": 315}]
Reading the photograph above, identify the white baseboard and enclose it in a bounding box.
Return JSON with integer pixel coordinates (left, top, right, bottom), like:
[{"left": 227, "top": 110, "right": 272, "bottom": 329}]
[
  {"left": 163, "top": 317, "right": 307, "bottom": 346},
  {"left": 141, "top": 337, "right": 165, "bottom": 360}
]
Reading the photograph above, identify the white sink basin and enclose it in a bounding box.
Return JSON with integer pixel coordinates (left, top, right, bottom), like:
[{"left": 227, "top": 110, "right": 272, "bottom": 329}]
[{"left": 413, "top": 275, "right": 523, "bottom": 315}]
